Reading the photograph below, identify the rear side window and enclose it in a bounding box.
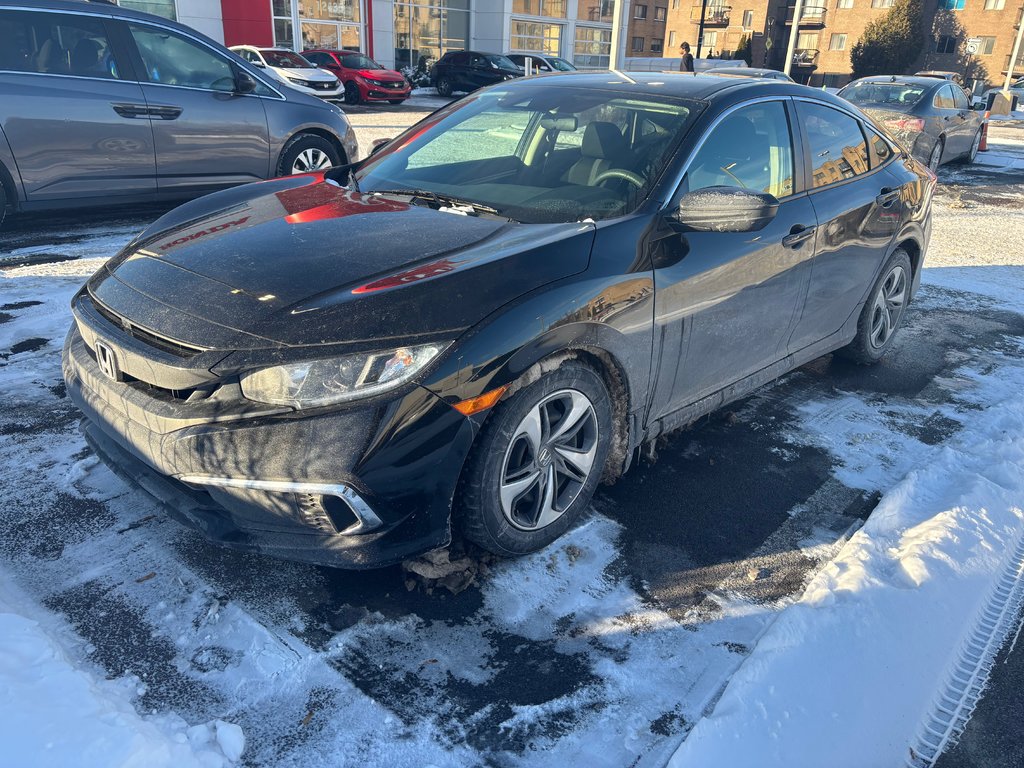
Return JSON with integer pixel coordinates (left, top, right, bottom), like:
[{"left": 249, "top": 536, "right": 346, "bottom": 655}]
[
  {"left": 799, "top": 102, "right": 870, "bottom": 189},
  {"left": 951, "top": 86, "right": 970, "bottom": 110},
  {"left": 933, "top": 85, "right": 955, "bottom": 110},
  {"left": 685, "top": 101, "right": 795, "bottom": 198},
  {"left": 130, "top": 23, "right": 235, "bottom": 91},
  {"left": 0, "top": 10, "right": 121, "bottom": 80}
]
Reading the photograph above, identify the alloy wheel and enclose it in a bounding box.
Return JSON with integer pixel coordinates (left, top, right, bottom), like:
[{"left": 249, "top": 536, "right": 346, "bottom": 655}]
[
  {"left": 291, "top": 148, "right": 333, "bottom": 174},
  {"left": 969, "top": 131, "right": 981, "bottom": 162},
  {"left": 499, "top": 389, "right": 599, "bottom": 532},
  {"left": 928, "top": 141, "right": 943, "bottom": 171},
  {"left": 869, "top": 264, "right": 907, "bottom": 350}
]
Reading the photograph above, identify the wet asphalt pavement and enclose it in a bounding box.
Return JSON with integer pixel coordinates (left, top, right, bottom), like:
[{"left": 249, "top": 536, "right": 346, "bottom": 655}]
[{"left": 1, "top": 119, "right": 1023, "bottom": 767}]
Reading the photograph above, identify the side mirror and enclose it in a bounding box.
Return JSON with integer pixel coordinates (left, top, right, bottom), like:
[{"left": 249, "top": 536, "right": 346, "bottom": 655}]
[
  {"left": 673, "top": 186, "right": 780, "bottom": 233},
  {"left": 370, "top": 138, "right": 392, "bottom": 155},
  {"left": 235, "top": 71, "right": 258, "bottom": 94},
  {"left": 251, "top": 60, "right": 265, "bottom": 68}
]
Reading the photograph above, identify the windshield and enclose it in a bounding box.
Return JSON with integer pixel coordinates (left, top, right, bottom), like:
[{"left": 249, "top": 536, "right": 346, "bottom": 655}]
[
  {"left": 840, "top": 82, "right": 927, "bottom": 108},
  {"left": 486, "top": 54, "right": 517, "bottom": 70},
  {"left": 354, "top": 85, "right": 699, "bottom": 224},
  {"left": 549, "top": 57, "right": 576, "bottom": 71},
  {"left": 262, "top": 50, "right": 312, "bottom": 69},
  {"left": 342, "top": 53, "right": 383, "bottom": 70}
]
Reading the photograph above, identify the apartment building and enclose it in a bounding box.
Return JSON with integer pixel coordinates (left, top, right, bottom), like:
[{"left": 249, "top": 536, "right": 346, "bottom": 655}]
[
  {"left": 625, "top": 1, "right": 669, "bottom": 56},
  {"left": 663, "top": 0, "right": 1024, "bottom": 88},
  {"left": 116, "top": 0, "right": 633, "bottom": 71}
]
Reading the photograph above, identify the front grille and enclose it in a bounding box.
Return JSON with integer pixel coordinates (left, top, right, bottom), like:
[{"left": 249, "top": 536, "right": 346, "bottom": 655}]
[
  {"left": 91, "top": 299, "right": 202, "bottom": 359},
  {"left": 81, "top": 342, "right": 205, "bottom": 401},
  {"left": 312, "top": 81, "right": 334, "bottom": 91},
  {"left": 384, "top": 81, "right": 403, "bottom": 89}
]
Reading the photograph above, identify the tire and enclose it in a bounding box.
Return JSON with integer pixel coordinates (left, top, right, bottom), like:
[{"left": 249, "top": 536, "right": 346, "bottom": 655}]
[
  {"left": 343, "top": 81, "right": 361, "bottom": 105},
  {"left": 964, "top": 129, "right": 982, "bottom": 164},
  {"left": 928, "top": 137, "right": 944, "bottom": 171},
  {"left": 436, "top": 76, "right": 453, "bottom": 97},
  {"left": 457, "top": 361, "right": 613, "bottom": 557},
  {"left": 276, "top": 133, "right": 341, "bottom": 177},
  {"left": 388, "top": 99, "right": 404, "bottom": 105},
  {"left": 838, "top": 249, "right": 913, "bottom": 365},
  {"left": 0, "top": 180, "right": 7, "bottom": 230}
]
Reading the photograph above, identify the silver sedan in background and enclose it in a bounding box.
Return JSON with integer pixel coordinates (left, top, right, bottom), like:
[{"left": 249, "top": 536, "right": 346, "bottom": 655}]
[{"left": 838, "top": 76, "right": 985, "bottom": 170}]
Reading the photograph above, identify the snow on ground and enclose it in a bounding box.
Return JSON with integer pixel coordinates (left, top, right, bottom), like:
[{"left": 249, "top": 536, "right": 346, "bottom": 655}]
[{"left": 0, "top": 564, "right": 244, "bottom": 768}]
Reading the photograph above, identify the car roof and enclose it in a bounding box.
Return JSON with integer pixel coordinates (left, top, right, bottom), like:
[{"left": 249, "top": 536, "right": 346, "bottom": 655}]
[
  {"left": 846, "top": 76, "right": 946, "bottom": 89},
  {"left": 502, "top": 70, "right": 838, "bottom": 104}
]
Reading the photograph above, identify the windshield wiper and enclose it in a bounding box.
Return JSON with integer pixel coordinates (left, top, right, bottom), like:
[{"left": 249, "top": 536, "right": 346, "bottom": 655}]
[{"left": 368, "top": 189, "right": 506, "bottom": 218}]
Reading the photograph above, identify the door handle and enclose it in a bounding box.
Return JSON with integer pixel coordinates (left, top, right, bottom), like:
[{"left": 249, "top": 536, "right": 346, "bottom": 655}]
[
  {"left": 147, "top": 105, "right": 183, "bottom": 120},
  {"left": 782, "top": 225, "right": 816, "bottom": 248},
  {"left": 876, "top": 187, "right": 900, "bottom": 207},
  {"left": 111, "top": 103, "right": 149, "bottom": 119}
]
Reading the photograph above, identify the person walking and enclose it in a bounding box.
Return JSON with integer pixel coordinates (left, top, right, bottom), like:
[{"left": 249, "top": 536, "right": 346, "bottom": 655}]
[{"left": 679, "top": 42, "right": 694, "bottom": 72}]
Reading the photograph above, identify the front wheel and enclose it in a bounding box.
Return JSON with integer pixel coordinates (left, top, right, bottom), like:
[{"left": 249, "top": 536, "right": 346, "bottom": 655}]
[
  {"left": 838, "top": 249, "right": 912, "bottom": 365},
  {"left": 457, "top": 362, "right": 613, "bottom": 557},
  {"left": 343, "top": 81, "right": 361, "bottom": 105},
  {"left": 276, "top": 133, "right": 341, "bottom": 177},
  {"left": 965, "top": 129, "right": 982, "bottom": 164}
]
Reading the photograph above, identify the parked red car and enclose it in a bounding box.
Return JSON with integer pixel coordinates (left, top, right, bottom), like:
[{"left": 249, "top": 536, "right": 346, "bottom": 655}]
[{"left": 303, "top": 49, "right": 411, "bottom": 105}]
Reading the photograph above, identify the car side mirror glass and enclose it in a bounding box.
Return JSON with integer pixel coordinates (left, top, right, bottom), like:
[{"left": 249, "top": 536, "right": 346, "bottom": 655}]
[
  {"left": 235, "top": 71, "right": 258, "bottom": 94},
  {"left": 370, "top": 138, "right": 392, "bottom": 155},
  {"left": 673, "top": 186, "right": 780, "bottom": 233},
  {"left": 251, "top": 60, "right": 265, "bottom": 68}
]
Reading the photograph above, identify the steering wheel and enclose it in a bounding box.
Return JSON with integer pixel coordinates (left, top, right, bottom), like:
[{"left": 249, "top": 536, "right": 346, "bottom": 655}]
[{"left": 592, "top": 168, "right": 646, "bottom": 189}]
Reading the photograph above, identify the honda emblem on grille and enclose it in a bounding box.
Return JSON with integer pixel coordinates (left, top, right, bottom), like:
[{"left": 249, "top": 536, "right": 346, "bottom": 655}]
[{"left": 94, "top": 340, "right": 122, "bottom": 381}]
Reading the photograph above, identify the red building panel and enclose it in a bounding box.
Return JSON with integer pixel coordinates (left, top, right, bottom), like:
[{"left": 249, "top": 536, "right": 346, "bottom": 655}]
[{"left": 221, "top": 0, "right": 273, "bottom": 47}]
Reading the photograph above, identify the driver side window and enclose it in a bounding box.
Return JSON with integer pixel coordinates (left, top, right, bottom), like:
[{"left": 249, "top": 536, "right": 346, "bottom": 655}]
[
  {"left": 129, "top": 23, "right": 235, "bottom": 91},
  {"left": 685, "top": 101, "right": 795, "bottom": 198}
]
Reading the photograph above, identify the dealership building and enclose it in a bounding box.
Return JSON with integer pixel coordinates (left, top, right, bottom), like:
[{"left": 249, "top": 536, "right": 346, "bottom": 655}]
[{"left": 119, "top": 1, "right": 632, "bottom": 71}]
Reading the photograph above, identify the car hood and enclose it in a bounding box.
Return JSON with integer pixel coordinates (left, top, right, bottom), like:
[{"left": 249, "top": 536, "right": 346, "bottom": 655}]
[
  {"left": 355, "top": 68, "right": 405, "bottom": 81},
  {"left": 87, "top": 175, "right": 596, "bottom": 353},
  {"left": 274, "top": 66, "right": 336, "bottom": 82}
]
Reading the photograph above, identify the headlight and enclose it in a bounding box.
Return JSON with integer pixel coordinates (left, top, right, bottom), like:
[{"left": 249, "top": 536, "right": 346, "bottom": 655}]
[
  {"left": 286, "top": 76, "right": 310, "bottom": 87},
  {"left": 239, "top": 343, "right": 450, "bottom": 408},
  {"left": 366, "top": 78, "right": 386, "bottom": 86}
]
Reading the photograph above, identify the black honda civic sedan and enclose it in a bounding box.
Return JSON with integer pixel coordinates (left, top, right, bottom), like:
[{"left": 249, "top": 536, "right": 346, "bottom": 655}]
[{"left": 63, "top": 73, "right": 934, "bottom": 569}]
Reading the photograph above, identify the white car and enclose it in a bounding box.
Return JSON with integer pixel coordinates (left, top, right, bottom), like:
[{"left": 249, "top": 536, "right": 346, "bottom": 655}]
[
  {"left": 230, "top": 46, "right": 343, "bottom": 100},
  {"left": 971, "top": 79, "right": 1024, "bottom": 111}
]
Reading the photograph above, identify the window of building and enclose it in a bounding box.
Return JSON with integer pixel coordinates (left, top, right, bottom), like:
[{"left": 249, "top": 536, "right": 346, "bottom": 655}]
[
  {"left": 672, "top": 0, "right": 680, "bottom": 7},
  {"left": 742, "top": 10, "right": 754, "bottom": 28},
  {"left": 651, "top": 38, "right": 663, "bottom": 52},
  {"left": 635, "top": 4, "right": 648, "bottom": 18},
  {"left": 837, "top": 0, "right": 853, "bottom": 7},
  {"left": 512, "top": 0, "right": 569, "bottom": 17},
  {"left": 977, "top": 36, "right": 996, "bottom": 54},
  {"left": 939, "top": 0, "right": 965, "bottom": 9},
  {"left": 823, "top": 73, "right": 843, "bottom": 87},
  {"left": 632, "top": 36, "right": 645, "bottom": 51},
  {"left": 393, "top": 0, "right": 471, "bottom": 72},
  {"left": 829, "top": 33, "right": 847, "bottom": 50},
  {"left": 701, "top": 30, "right": 718, "bottom": 50},
  {"left": 870, "top": 0, "right": 893, "bottom": 7},
  {"left": 984, "top": 0, "right": 1005, "bottom": 9},
  {"left": 511, "top": 20, "right": 563, "bottom": 53},
  {"left": 118, "top": 1, "right": 176, "bottom": 20},
  {"left": 684, "top": 102, "right": 794, "bottom": 198},
  {"left": 271, "top": 0, "right": 293, "bottom": 48},
  {"left": 936, "top": 35, "right": 957, "bottom": 54},
  {"left": 655, "top": 6, "right": 668, "bottom": 20},
  {"left": 574, "top": 25, "right": 612, "bottom": 68},
  {"left": 798, "top": 102, "right": 869, "bottom": 188},
  {"left": 797, "top": 31, "right": 819, "bottom": 50},
  {"left": 578, "top": 0, "right": 615, "bottom": 23},
  {"left": 668, "top": 30, "right": 677, "bottom": 46}
]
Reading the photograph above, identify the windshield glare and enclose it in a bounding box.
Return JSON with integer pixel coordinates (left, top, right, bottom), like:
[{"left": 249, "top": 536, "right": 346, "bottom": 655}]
[
  {"left": 343, "top": 53, "right": 383, "bottom": 70},
  {"left": 355, "top": 86, "right": 697, "bottom": 224},
  {"left": 487, "top": 54, "right": 517, "bottom": 70},
  {"left": 550, "top": 58, "right": 576, "bottom": 71},
  {"left": 262, "top": 50, "right": 312, "bottom": 68},
  {"left": 840, "top": 82, "right": 926, "bottom": 107}
]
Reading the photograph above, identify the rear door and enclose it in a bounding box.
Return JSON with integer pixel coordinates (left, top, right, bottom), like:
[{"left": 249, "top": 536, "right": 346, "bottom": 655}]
[
  {"left": 120, "top": 20, "right": 272, "bottom": 192},
  {"left": 787, "top": 100, "right": 902, "bottom": 350},
  {"left": 949, "top": 85, "right": 978, "bottom": 154},
  {"left": 0, "top": 8, "right": 155, "bottom": 202},
  {"left": 650, "top": 99, "right": 817, "bottom": 416}
]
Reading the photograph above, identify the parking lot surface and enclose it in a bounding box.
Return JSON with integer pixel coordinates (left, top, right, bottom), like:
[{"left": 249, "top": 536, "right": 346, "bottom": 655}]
[{"left": 1, "top": 117, "right": 1023, "bottom": 767}]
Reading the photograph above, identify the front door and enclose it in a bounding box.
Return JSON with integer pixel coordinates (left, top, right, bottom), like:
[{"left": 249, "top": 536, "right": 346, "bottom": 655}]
[
  {"left": 0, "top": 9, "right": 155, "bottom": 202},
  {"left": 651, "top": 99, "right": 815, "bottom": 417},
  {"left": 123, "top": 20, "right": 271, "bottom": 192}
]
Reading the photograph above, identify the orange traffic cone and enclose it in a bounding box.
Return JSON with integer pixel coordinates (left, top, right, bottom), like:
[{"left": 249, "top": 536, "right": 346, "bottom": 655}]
[{"left": 979, "top": 114, "right": 990, "bottom": 152}]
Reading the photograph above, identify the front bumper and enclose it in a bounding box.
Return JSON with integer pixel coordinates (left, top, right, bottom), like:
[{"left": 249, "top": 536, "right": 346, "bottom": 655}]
[
  {"left": 361, "top": 83, "right": 411, "bottom": 101},
  {"left": 62, "top": 321, "right": 476, "bottom": 568},
  {"left": 290, "top": 81, "right": 344, "bottom": 99}
]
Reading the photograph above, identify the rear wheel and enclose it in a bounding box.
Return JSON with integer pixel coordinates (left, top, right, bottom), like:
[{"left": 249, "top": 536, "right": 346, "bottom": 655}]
[
  {"left": 436, "top": 76, "right": 453, "bottom": 97},
  {"left": 965, "top": 129, "right": 982, "bottom": 163},
  {"left": 276, "top": 133, "right": 341, "bottom": 177},
  {"left": 928, "top": 137, "right": 944, "bottom": 171},
  {"left": 343, "top": 81, "right": 361, "bottom": 105},
  {"left": 457, "top": 362, "right": 612, "bottom": 557},
  {"left": 839, "top": 249, "right": 912, "bottom": 365}
]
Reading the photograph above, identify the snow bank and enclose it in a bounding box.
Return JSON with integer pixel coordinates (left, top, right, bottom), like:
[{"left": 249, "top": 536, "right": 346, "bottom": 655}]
[
  {"left": 0, "top": 569, "right": 244, "bottom": 768},
  {"left": 670, "top": 373, "right": 1024, "bottom": 767}
]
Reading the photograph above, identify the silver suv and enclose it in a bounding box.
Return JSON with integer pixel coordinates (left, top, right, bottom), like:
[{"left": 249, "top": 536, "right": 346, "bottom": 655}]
[{"left": 0, "top": 0, "right": 358, "bottom": 227}]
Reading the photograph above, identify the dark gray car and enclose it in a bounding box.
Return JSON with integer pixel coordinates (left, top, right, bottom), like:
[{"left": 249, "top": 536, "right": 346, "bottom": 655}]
[
  {"left": 0, "top": 0, "right": 358, "bottom": 227},
  {"left": 838, "top": 76, "right": 984, "bottom": 171}
]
